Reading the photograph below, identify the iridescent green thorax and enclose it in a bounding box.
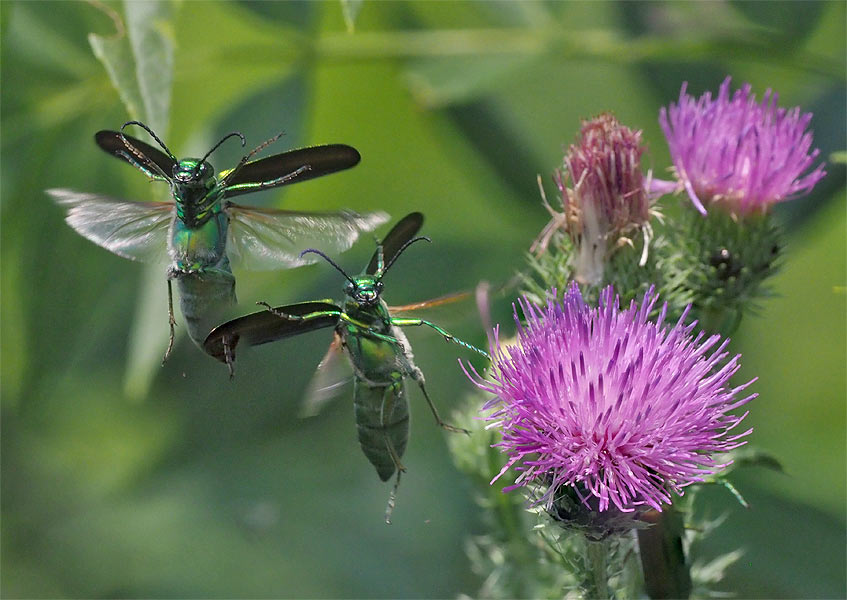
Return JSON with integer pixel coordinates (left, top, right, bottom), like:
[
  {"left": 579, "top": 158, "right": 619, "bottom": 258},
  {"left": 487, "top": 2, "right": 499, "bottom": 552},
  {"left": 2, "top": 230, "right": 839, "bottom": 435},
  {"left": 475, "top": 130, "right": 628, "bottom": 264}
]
[
  {"left": 171, "top": 206, "right": 234, "bottom": 346},
  {"left": 171, "top": 209, "right": 229, "bottom": 273},
  {"left": 171, "top": 158, "right": 220, "bottom": 228}
]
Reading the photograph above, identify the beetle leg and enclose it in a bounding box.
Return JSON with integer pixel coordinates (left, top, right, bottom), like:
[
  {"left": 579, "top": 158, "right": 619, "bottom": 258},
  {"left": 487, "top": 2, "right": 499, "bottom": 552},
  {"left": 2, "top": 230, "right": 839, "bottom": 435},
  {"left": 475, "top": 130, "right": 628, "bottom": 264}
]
[
  {"left": 253, "top": 165, "right": 311, "bottom": 189},
  {"left": 337, "top": 313, "right": 399, "bottom": 345},
  {"left": 383, "top": 433, "right": 407, "bottom": 474},
  {"left": 223, "top": 336, "right": 235, "bottom": 379},
  {"left": 409, "top": 367, "right": 470, "bottom": 435},
  {"left": 390, "top": 318, "right": 489, "bottom": 359},
  {"left": 385, "top": 469, "right": 402, "bottom": 525},
  {"left": 366, "top": 329, "right": 400, "bottom": 346},
  {"left": 162, "top": 278, "right": 176, "bottom": 365},
  {"left": 382, "top": 387, "right": 406, "bottom": 525},
  {"left": 256, "top": 301, "right": 305, "bottom": 320}
]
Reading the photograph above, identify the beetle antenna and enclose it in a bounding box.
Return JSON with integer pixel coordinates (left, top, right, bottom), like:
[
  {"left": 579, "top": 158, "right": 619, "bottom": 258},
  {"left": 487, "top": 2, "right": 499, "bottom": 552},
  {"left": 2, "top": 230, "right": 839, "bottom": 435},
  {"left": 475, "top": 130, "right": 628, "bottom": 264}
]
[
  {"left": 383, "top": 236, "right": 431, "bottom": 275},
  {"left": 197, "top": 131, "right": 247, "bottom": 173},
  {"left": 121, "top": 121, "right": 177, "bottom": 162},
  {"left": 300, "top": 249, "right": 356, "bottom": 286},
  {"left": 373, "top": 242, "right": 385, "bottom": 275}
]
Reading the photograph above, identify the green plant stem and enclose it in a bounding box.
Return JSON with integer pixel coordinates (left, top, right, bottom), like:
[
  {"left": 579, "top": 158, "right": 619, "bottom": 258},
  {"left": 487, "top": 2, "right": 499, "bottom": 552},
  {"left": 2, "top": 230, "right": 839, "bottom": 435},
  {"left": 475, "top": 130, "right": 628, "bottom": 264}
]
[
  {"left": 697, "top": 305, "right": 742, "bottom": 337},
  {"left": 584, "top": 538, "right": 611, "bottom": 599},
  {"left": 199, "top": 26, "right": 843, "bottom": 79},
  {"left": 311, "top": 29, "right": 842, "bottom": 77}
]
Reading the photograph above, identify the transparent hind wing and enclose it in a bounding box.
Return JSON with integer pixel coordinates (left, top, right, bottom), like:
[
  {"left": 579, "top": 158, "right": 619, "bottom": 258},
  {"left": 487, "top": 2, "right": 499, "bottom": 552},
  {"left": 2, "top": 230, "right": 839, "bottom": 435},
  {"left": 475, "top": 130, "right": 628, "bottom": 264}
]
[
  {"left": 300, "top": 332, "right": 352, "bottom": 418},
  {"left": 48, "top": 188, "right": 172, "bottom": 263},
  {"left": 226, "top": 203, "right": 388, "bottom": 271}
]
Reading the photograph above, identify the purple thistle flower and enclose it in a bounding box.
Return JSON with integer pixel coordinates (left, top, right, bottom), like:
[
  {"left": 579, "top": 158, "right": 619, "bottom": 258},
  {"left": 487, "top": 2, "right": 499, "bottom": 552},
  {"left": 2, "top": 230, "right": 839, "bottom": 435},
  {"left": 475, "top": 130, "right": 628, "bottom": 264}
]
[
  {"left": 659, "top": 76, "right": 826, "bottom": 216},
  {"left": 463, "top": 283, "right": 755, "bottom": 514}
]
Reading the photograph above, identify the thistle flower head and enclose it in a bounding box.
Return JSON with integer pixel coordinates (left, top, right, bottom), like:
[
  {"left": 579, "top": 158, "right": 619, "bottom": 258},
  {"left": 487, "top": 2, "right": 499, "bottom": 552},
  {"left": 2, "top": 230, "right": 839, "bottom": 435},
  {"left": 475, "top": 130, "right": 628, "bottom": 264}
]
[
  {"left": 533, "top": 114, "right": 654, "bottom": 284},
  {"left": 464, "top": 283, "right": 755, "bottom": 514},
  {"left": 558, "top": 114, "right": 651, "bottom": 234},
  {"left": 659, "top": 76, "right": 826, "bottom": 216}
]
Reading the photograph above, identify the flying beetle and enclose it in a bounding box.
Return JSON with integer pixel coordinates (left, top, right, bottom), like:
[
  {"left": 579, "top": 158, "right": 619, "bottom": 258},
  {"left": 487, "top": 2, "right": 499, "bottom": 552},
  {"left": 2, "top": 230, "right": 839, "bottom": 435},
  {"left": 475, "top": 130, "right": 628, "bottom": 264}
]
[
  {"left": 48, "top": 121, "right": 387, "bottom": 361},
  {"left": 202, "top": 212, "right": 489, "bottom": 522}
]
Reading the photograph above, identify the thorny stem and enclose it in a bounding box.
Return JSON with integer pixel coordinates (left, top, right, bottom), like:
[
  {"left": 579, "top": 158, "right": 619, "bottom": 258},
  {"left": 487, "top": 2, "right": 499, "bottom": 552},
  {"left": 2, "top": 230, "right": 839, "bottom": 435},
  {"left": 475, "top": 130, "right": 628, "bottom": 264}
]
[{"left": 584, "top": 538, "right": 612, "bottom": 599}]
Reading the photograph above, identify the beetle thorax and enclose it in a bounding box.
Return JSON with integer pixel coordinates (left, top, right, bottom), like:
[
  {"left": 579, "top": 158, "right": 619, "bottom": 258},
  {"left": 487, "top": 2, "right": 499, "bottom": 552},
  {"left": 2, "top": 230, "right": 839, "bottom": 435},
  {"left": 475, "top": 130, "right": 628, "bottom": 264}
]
[{"left": 172, "top": 159, "right": 218, "bottom": 227}]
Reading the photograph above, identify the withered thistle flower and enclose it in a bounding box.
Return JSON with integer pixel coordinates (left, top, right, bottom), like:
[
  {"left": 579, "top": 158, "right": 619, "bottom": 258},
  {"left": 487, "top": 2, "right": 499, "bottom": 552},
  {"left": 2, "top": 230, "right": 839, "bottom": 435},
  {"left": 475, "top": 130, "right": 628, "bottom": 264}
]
[{"left": 534, "top": 114, "right": 655, "bottom": 285}]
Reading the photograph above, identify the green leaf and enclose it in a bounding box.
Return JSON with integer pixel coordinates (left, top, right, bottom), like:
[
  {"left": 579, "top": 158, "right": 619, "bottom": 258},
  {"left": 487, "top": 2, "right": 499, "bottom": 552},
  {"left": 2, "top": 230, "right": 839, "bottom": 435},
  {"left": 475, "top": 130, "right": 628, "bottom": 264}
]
[
  {"left": 691, "top": 549, "right": 744, "bottom": 591},
  {"left": 729, "top": 0, "right": 826, "bottom": 42},
  {"left": 726, "top": 447, "right": 786, "bottom": 475},
  {"left": 340, "top": 0, "right": 363, "bottom": 33},
  {"left": 88, "top": 0, "right": 178, "bottom": 399},
  {"left": 406, "top": 54, "right": 537, "bottom": 109},
  {"left": 0, "top": 245, "right": 28, "bottom": 408},
  {"left": 124, "top": 0, "right": 175, "bottom": 134},
  {"left": 123, "top": 263, "right": 173, "bottom": 401},
  {"left": 693, "top": 448, "right": 786, "bottom": 508},
  {"left": 87, "top": 3, "right": 145, "bottom": 121},
  {"left": 88, "top": 0, "right": 175, "bottom": 132}
]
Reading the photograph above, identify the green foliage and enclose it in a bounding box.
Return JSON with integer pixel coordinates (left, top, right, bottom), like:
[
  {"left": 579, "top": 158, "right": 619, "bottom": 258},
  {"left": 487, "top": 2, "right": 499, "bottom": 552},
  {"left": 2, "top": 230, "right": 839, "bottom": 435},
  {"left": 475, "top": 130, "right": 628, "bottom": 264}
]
[
  {"left": 664, "top": 208, "right": 784, "bottom": 336},
  {"left": 520, "top": 227, "right": 663, "bottom": 312},
  {"left": 340, "top": 0, "right": 363, "bottom": 33},
  {"left": 1, "top": 1, "right": 844, "bottom": 598},
  {"left": 88, "top": 0, "right": 175, "bottom": 132},
  {"left": 450, "top": 395, "right": 643, "bottom": 599},
  {"left": 89, "top": 0, "right": 177, "bottom": 399}
]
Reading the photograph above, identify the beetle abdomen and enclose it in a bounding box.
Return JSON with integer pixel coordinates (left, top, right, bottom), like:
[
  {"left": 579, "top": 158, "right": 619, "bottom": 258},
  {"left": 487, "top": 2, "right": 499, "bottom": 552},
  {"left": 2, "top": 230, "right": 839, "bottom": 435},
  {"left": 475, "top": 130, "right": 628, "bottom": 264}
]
[
  {"left": 353, "top": 378, "right": 410, "bottom": 481},
  {"left": 177, "top": 268, "right": 236, "bottom": 348}
]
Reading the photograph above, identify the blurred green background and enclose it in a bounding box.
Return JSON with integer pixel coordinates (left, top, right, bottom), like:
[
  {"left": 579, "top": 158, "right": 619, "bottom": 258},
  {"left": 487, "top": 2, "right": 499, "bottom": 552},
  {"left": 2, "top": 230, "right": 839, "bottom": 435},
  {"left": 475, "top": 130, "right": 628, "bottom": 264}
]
[{"left": 2, "top": 1, "right": 844, "bottom": 598}]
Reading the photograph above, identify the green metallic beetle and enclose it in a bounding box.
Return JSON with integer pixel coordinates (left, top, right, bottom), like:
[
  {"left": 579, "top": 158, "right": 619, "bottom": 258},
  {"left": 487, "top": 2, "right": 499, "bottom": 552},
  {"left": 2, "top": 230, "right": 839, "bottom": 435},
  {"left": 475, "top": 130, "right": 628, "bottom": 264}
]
[
  {"left": 49, "top": 121, "right": 387, "bottom": 361},
  {"left": 203, "top": 213, "right": 489, "bottom": 521}
]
